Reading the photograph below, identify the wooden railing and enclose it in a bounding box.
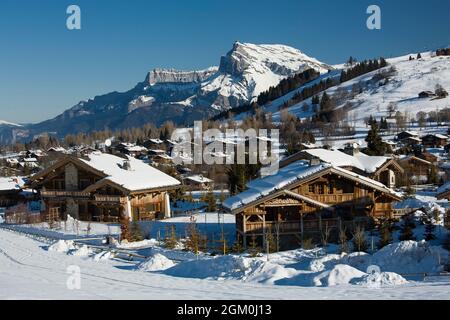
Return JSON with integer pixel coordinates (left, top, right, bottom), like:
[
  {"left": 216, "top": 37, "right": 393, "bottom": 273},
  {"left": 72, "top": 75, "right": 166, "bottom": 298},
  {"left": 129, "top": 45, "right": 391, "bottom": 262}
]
[
  {"left": 245, "top": 218, "right": 340, "bottom": 234},
  {"left": 308, "top": 194, "right": 355, "bottom": 204},
  {"left": 94, "top": 195, "right": 128, "bottom": 204},
  {"left": 41, "top": 190, "right": 90, "bottom": 198}
]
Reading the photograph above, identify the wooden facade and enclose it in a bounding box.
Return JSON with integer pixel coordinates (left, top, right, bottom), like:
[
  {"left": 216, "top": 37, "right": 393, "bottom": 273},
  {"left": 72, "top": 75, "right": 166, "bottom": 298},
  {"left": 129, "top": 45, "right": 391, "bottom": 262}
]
[
  {"left": 29, "top": 156, "right": 178, "bottom": 223},
  {"left": 227, "top": 168, "right": 402, "bottom": 250}
]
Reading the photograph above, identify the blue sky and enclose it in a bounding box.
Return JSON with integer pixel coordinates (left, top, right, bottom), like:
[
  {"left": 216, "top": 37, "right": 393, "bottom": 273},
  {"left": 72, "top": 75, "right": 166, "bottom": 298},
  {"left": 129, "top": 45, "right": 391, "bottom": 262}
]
[{"left": 0, "top": 0, "right": 449, "bottom": 123}]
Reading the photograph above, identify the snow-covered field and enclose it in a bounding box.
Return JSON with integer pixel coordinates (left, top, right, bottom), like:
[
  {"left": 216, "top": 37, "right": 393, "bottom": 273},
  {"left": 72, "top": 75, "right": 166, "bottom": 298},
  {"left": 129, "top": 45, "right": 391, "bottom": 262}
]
[
  {"left": 1, "top": 228, "right": 450, "bottom": 300},
  {"left": 2, "top": 191, "right": 450, "bottom": 300}
]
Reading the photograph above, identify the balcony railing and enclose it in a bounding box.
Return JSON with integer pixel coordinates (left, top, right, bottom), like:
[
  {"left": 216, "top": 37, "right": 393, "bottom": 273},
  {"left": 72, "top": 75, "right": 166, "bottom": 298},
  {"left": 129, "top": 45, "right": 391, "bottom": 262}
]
[
  {"left": 94, "top": 195, "right": 128, "bottom": 204},
  {"left": 41, "top": 190, "right": 90, "bottom": 198},
  {"left": 308, "top": 194, "right": 355, "bottom": 204},
  {"left": 245, "top": 218, "right": 340, "bottom": 234}
]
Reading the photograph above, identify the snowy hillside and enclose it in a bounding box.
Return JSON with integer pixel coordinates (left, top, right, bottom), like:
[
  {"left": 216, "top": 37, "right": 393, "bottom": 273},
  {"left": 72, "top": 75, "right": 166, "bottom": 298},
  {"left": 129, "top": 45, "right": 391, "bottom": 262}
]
[{"left": 263, "top": 51, "right": 450, "bottom": 125}]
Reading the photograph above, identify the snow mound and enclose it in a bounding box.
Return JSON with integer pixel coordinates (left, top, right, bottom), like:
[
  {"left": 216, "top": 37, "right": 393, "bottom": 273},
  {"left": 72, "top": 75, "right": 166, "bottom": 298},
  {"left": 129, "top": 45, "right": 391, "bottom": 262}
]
[
  {"left": 164, "top": 255, "right": 297, "bottom": 284},
  {"left": 48, "top": 240, "right": 76, "bottom": 253},
  {"left": 93, "top": 251, "right": 115, "bottom": 262},
  {"left": 309, "top": 254, "right": 343, "bottom": 272},
  {"left": 70, "top": 245, "right": 94, "bottom": 257},
  {"left": 138, "top": 254, "right": 175, "bottom": 272},
  {"left": 353, "top": 272, "right": 408, "bottom": 287},
  {"left": 372, "top": 241, "right": 446, "bottom": 274},
  {"left": 116, "top": 239, "right": 159, "bottom": 249},
  {"left": 313, "top": 264, "right": 366, "bottom": 287}
]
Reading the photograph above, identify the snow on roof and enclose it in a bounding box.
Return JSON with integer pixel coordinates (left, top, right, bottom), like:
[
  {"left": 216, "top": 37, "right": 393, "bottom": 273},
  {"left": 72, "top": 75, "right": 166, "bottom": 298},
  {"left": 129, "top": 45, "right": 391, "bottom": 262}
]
[
  {"left": 79, "top": 152, "right": 180, "bottom": 191},
  {"left": 400, "top": 131, "right": 419, "bottom": 137},
  {"left": 223, "top": 160, "right": 400, "bottom": 212},
  {"left": 432, "top": 134, "right": 448, "bottom": 139},
  {"left": 185, "top": 175, "right": 214, "bottom": 184},
  {"left": 304, "top": 149, "right": 389, "bottom": 174},
  {"left": 223, "top": 161, "right": 327, "bottom": 211},
  {"left": 0, "top": 177, "right": 22, "bottom": 192},
  {"left": 149, "top": 138, "right": 164, "bottom": 144}
]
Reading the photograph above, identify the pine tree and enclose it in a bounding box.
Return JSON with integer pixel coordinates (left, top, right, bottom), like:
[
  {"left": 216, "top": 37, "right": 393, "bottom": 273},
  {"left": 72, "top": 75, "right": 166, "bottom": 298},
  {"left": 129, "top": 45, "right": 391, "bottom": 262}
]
[
  {"left": 119, "top": 214, "right": 131, "bottom": 242},
  {"left": 265, "top": 228, "right": 277, "bottom": 254},
  {"left": 399, "top": 218, "right": 416, "bottom": 241},
  {"left": 185, "top": 222, "right": 201, "bottom": 254},
  {"left": 417, "top": 53, "right": 422, "bottom": 59},
  {"left": 205, "top": 190, "right": 217, "bottom": 212},
  {"left": 249, "top": 234, "right": 260, "bottom": 257},
  {"left": 130, "top": 221, "right": 144, "bottom": 242},
  {"left": 365, "top": 118, "right": 386, "bottom": 156},
  {"left": 163, "top": 224, "right": 178, "bottom": 249},
  {"left": 423, "top": 215, "right": 436, "bottom": 241},
  {"left": 378, "top": 221, "right": 393, "bottom": 249}
]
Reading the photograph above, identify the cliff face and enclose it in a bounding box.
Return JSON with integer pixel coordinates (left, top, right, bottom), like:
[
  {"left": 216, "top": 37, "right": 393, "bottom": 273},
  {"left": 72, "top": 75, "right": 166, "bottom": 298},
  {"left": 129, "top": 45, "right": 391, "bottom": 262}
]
[{"left": 146, "top": 68, "right": 218, "bottom": 85}]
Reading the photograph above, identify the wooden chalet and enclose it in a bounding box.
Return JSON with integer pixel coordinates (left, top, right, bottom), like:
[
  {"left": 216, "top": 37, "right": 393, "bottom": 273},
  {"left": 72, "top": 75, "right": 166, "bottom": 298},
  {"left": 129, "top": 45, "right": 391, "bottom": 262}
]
[
  {"left": 280, "top": 148, "right": 404, "bottom": 188},
  {"left": 182, "top": 174, "right": 214, "bottom": 191},
  {"left": 223, "top": 161, "right": 402, "bottom": 250},
  {"left": 398, "top": 156, "right": 433, "bottom": 177},
  {"left": 29, "top": 152, "right": 180, "bottom": 223},
  {"left": 422, "top": 134, "right": 448, "bottom": 148},
  {"left": 397, "top": 131, "right": 419, "bottom": 142},
  {"left": 0, "top": 177, "right": 23, "bottom": 208}
]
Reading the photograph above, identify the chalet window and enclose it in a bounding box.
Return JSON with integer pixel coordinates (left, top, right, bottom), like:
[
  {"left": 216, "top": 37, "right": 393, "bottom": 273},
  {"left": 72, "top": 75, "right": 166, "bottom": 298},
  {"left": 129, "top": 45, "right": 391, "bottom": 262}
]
[
  {"left": 328, "top": 181, "right": 335, "bottom": 194},
  {"left": 79, "top": 179, "right": 90, "bottom": 190},
  {"left": 308, "top": 185, "right": 314, "bottom": 193},
  {"left": 54, "top": 179, "right": 65, "bottom": 190},
  {"left": 317, "top": 184, "right": 325, "bottom": 195}
]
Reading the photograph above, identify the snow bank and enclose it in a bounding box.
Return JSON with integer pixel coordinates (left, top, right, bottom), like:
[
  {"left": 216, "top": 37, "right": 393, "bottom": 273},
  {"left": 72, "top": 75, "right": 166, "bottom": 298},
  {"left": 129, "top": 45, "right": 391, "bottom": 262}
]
[
  {"left": 164, "top": 255, "right": 297, "bottom": 284},
  {"left": 93, "top": 251, "right": 115, "bottom": 262},
  {"left": 353, "top": 272, "right": 408, "bottom": 287},
  {"left": 116, "top": 239, "right": 159, "bottom": 249},
  {"left": 138, "top": 253, "right": 175, "bottom": 272},
  {"left": 372, "top": 241, "right": 447, "bottom": 274},
  {"left": 48, "top": 240, "right": 76, "bottom": 253},
  {"left": 70, "top": 245, "right": 94, "bottom": 257},
  {"left": 313, "top": 265, "right": 366, "bottom": 287}
]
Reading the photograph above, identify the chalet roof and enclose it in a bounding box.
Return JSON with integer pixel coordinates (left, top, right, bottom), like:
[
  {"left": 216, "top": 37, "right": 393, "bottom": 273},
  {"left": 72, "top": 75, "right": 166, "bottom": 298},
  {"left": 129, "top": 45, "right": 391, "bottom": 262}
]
[
  {"left": 303, "top": 149, "right": 389, "bottom": 174},
  {"left": 79, "top": 152, "right": 180, "bottom": 192},
  {"left": 398, "top": 131, "right": 419, "bottom": 137},
  {"left": 398, "top": 155, "right": 432, "bottom": 165},
  {"left": 184, "top": 175, "right": 214, "bottom": 184},
  {"left": 0, "top": 177, "right": 25, "bottom": 192},
  {"left": 223, "top": 160, "right": 401, "bottom": 213}
]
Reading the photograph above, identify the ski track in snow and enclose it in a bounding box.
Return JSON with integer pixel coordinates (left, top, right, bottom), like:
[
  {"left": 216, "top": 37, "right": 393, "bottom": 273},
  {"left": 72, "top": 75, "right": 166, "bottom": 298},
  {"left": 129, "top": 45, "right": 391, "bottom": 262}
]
[{"left": 1, "top": 229, "right": 450, "bottom": 300}]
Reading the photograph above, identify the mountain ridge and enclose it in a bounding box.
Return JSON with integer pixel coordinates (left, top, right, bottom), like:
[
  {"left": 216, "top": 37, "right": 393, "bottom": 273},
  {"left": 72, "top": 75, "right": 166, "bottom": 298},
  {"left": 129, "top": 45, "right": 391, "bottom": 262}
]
[{"left": 1, "top": 42, "right": 331, "bottom": 143}]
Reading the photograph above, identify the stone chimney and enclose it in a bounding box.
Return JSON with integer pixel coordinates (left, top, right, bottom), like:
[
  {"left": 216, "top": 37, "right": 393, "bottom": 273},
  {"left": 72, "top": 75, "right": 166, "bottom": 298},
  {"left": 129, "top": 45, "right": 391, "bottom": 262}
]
[
  {"left": 122, "top": 160, "right": 132, "bottom": 171},
  {"left": 343, "top": 143, "right": 360, "bottom": 156},
  {"left": 309, "top": 157, "right": 321, "bottom": 166}
]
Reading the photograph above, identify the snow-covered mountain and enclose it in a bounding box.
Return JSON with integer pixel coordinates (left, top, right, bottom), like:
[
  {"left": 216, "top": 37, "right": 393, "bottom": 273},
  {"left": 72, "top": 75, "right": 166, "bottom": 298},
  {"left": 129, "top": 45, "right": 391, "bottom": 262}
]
[
  {"left": 0, "top": 120, "right": 20, "bottom": 127},
  {"left": 3, "top": 42, "right": 330, "bottom": 142}
]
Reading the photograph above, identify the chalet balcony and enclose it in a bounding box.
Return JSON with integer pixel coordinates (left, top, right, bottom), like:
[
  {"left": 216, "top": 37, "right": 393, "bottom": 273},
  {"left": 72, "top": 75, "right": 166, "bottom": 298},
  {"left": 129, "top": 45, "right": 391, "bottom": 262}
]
[
  {"left": 308, "top": 194, "right": 355, "bottom": 204},
  {"left": 94, "top": 195, "right": 128, "bottom": 204},
  {"left": 41, "top": 190, "right": 91, "bottom": 198},
  {"left": 244, "top": 218, "right": 340, "bottom": 235}
]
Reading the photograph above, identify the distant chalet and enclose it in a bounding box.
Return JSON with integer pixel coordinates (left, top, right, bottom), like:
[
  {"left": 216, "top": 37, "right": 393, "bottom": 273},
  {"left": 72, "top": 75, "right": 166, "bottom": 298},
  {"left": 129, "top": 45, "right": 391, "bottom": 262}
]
[
  {"left": 223, "top": 160, "right": 402, "bottom": 250},
  {"left": 29, "top": 152, "right": 180, "bottom": 222}
]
